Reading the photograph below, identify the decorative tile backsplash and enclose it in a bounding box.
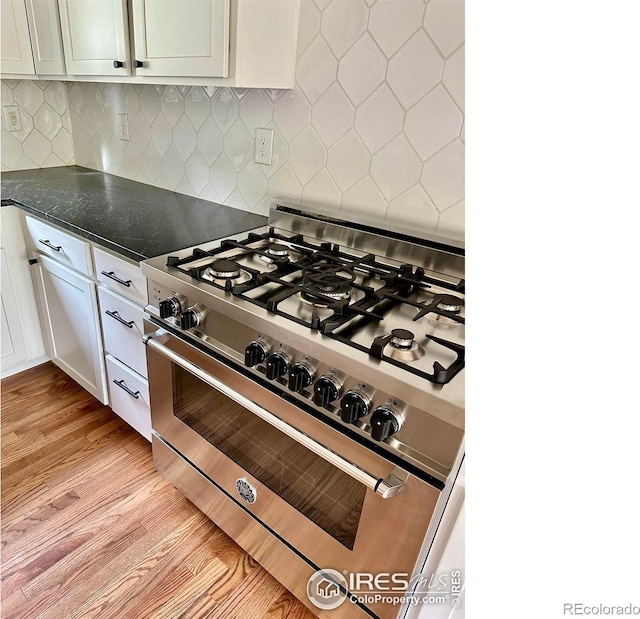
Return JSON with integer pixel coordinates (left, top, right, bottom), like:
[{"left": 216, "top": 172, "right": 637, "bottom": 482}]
[
  {"left": 2, "top": 0, "right": 464, "bottom": 239},
  {"left": 1, "top": 80, "right": 75, "bottom": 171}
]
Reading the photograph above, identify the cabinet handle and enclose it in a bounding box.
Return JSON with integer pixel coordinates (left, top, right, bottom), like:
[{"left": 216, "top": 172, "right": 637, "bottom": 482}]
[
  {"left": 134, "top": 60, "right": 143, "bottom": 68},
  {"left": 39, "top": 239, "right": 62, "bottom": 252},
  {"left": 112, "top": 379, "right": 140, "bottom": 399},
  {"left": 113, "top": 60, "right": 124, "bottom": 68},
  {"left": 105, "top": 310, "right": 134, "bottom": 328},
  {"left": 101, "top": 271, "right": 132, "bottom": 287}
]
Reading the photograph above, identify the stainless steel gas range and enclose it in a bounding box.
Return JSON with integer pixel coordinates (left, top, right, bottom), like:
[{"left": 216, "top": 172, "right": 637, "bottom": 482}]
[{"left": 140, "top": 202, "right": 465, "bottom": 619}]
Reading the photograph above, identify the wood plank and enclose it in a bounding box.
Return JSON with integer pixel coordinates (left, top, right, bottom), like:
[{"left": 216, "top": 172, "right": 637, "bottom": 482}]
[
  {"left": 1, "top": 489, "right": 81, "bottom": 548},
  {"left": 67, "top": 511, "right": 213, "bottom": 619},
  {"left": 262, "top": 590, "right": 320, "bottom": 619},
  {"left": 208, "top": 564, "right": 288, "bottom": 619},
  {"left": 1, "top": 442, "right": 137, "bottom": 529},
  {"left": 0, "top": 429, "right": 46, "bottom": 466},
  {"left": 28, "top": 499, "right": 206, "bottom": 619},
  {"left": 0, "top": 586, "right": 28, "bottom": 615},
  {"left": 2, "top": 466, "right": 162, "bottom": 569},
  {"left": 1, "top": 362, "right": 316, "bottom": 619}
]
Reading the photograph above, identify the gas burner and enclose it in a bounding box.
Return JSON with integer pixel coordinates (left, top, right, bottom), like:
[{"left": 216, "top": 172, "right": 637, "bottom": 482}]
[
  {"left": 208, "top": 259, "right": 242, "bottom": 279},
  {"left": 266, "top": 243, "right": 289, "bottom": 257},
  {"left": 300, "top": 288, "right": 352, "bottom": 306},
  {"left": 301, "top": 263, "right": 356, "bottom": 304},
  {"left": 259, "top": 243, "right": 290, "bottom": 264},
  {"left": 390, "top": 329, "right": 415, "bottom": 349},
  {"left": 374, "top": 329, "right": 425, "bottom": 362},
  {"left": 435, "top": 294, "right": 464, "bottom": 313}
]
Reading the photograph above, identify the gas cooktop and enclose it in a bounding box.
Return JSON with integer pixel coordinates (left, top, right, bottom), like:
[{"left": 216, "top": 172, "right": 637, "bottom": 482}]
[{"left": 163, "top": 226, "right": 465, "bottom": 385}]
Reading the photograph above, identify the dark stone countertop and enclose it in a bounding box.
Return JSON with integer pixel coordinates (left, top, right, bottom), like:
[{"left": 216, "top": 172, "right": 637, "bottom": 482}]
[{"left": 1, "top": 166, "right": 268, "bottom": 262}]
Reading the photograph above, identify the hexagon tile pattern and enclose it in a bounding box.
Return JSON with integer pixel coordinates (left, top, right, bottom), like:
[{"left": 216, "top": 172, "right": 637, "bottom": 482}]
[
  {"left": 1, "top": 80, "right": 75, "bottom": 172},
  {"left": 2, "top": 0, "right": 464, "bottom": 239}
]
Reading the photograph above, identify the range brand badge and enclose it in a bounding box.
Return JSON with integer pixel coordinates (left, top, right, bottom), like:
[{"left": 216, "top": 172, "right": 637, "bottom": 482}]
[{"left": 235, "top": 477, "right": 257, "bottom": 503}]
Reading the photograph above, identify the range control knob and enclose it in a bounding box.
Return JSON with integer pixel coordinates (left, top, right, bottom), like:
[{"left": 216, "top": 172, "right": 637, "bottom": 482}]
[
  {"left": 340, "top": 390, "right": 371, "bottom": 424},
  {"left": 179, "top": 308, "right": 201, "bottom": 330},
  {"left": 265, "top": 352, "right": 290, "bottom": 380},
  {"left": 288, "top": 363, "right": 314, "bottom": 392},
  {"left": 370, "top": 405, "right": 403, "bottom": 442},
  {"left": 244, "top": 340, "right": 269, "bottom": 367},
  {"left": 313, "top": 375, "right": 341, "bottom": 408},
  {"left": 159, "top": 296, "right": 183, "bottom": 319}
]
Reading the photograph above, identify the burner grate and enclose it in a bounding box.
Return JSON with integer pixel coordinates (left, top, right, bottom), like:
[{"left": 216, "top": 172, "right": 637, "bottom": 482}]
[{"left": 164, "top": 228, "right": 465, "bottom": 384}]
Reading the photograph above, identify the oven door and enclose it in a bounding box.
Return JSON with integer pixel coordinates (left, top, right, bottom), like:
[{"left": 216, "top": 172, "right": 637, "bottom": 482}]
[{"left": 144, "top": 321, "right": 440, "bottom": 583}]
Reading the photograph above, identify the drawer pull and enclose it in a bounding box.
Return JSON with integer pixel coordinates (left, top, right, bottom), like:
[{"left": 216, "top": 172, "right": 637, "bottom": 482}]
[
  {"left": 112, "top": 379, "right": 140, "bottom": 399},
  {"left": 105, "top": 310, "right": 134, "bottom": 328},
  {"left": 39, "top": 239, "right": 62, "bottom": 252},
  {"left": 101, "top": 271, "right": 132, "bottom": 287}
]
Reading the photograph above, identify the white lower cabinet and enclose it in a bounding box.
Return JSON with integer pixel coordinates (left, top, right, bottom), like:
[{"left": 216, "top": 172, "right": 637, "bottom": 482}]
[
  {"left": 94, "top": 246, "right": 150, "bottom": 440},
  {"left": 16, "top": 211, "right": 152, "bottom": 440},
  {"left": 98, "top": 286, "right": 147, "bottom": 377},
  {"left": 1, "top": 246, "right": 28, "bottom": 370},
  {"left": 32, "top": 253, "right": 108, "bottom": 404},
  {"left": 95, "top": 246, "right": 147, "bottom": 306},
  {"left": 2, "top": 206, "right": 48, "bottom": 378},
  {"left": 105, "top": 354, "right": 151, "bottom": 441},
  {"left": 25, "top": 215, "right": 93, "bottom": 276}
]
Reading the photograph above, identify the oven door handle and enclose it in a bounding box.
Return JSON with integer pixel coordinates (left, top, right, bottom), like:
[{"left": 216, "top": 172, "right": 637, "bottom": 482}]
[{"left": 144, "top": 334, "right": 407, "bottom": 499}]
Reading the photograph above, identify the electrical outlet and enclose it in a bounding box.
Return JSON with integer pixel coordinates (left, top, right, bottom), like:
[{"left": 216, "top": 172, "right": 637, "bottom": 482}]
[
  {"left": 254, "top": 128, "right": 274, "bottom": 165},
  {"left": 3, "top": 106, "right": 22, "bottom": 132},
  {"left": 117, "top": 114, "right": 130, "bottom": 141}
]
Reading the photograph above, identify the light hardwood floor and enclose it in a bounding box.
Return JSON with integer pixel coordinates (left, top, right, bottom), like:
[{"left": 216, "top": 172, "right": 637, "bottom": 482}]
[{"left": 1, "top": 362, "right": 317, "bottom": 619}]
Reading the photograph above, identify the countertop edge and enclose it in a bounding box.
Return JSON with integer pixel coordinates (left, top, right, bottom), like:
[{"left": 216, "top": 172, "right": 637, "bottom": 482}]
[
  {"left": 3, "top": 198, "right": 147, "bottom": 263},
  {"left": 2, "top": 167, "right": 269, "bottom": 263}
]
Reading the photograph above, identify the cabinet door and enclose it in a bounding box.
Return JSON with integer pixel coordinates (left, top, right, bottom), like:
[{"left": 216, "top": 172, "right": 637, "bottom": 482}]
[
  {"left": 0, "top": 207, "right": 46, "bottom": 377},
  {"left": 57, "top": 0, "right": 130, "bottom": 75},
  {"left": 24, "top": 0, "right": 66, "bottom": 74},
  {"left": 33, "top": 254, "right": 108, "bottom": 404},
  {"left": 131, "top": 0, "right": 229, "bottom": 77},
  {"left": 1, "top": 0, "right": 36, "bottom": 74},
  {"left": 1, "top": 247, "right": 29, "bottom": 370}
]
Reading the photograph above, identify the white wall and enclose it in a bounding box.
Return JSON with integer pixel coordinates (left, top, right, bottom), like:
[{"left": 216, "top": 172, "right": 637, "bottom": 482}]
[
  {"left": 69, "top": 0, "right": 464, "bottom": 238},
  {"left": 2, "top": 0, "right": 464, "bottom": 239},
  {"left": 1, "top": 79, "right": 75, "bottom": 171}
]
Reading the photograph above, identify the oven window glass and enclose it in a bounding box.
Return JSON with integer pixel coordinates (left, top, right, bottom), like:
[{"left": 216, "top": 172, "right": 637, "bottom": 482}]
[{"left": 173, "top": 365, "right": 365, "bottom": 550}]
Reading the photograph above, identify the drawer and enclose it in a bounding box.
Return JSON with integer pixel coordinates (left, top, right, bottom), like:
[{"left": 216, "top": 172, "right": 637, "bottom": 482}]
[
  {"left": 106, "top": 355, "right": 151, "bottom": 441},
  {"left": 94, "top": 247, "right": 147, "bottom": 306},
  {"left": 25, "top": 216, "right": 92, "bottom": 276},
  {"left": 98, "top": 287, "right": 147, "bottom": 378}
]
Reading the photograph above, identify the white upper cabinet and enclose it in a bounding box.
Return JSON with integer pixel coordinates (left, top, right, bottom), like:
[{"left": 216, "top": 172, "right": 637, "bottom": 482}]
[
  {"left": 1, "top": 0, "right": 66, "bottom": 76},
  {"left": 57, "top": 0, "right": 131, "bottom": 75},
  {"left": 131, "top": 0, "right": 229, "bottom": 78},
  {"left": 24, "top": 0, "right": 66, "bottom": 75},
  {"left": 1, "top": 0, "right": 36, "bottom": 74},
  {"left": 3, "top": 0, "right": 300, "bottom": 86},
  {"left": 231, "top": 0, "right": 300, "bottom": 88}
]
